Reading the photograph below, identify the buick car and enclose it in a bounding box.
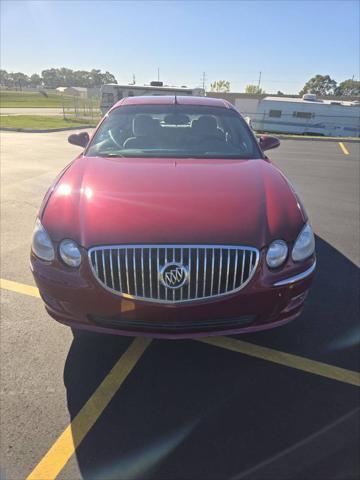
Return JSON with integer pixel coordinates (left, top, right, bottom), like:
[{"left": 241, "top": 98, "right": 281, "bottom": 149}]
[{"left": 30, "top": 96, "right": 316, "bottom": 338}]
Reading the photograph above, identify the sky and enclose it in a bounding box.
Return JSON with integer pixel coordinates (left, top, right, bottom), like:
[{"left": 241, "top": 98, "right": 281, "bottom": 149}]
[{"left": 1, "top": 0, "right": 359, "bottom": 94}]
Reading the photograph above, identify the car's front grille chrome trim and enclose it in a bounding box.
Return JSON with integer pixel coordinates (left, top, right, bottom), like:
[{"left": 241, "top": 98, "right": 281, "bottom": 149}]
[{"left": 88, "top": 245, "right": 260, "bottom": 304}]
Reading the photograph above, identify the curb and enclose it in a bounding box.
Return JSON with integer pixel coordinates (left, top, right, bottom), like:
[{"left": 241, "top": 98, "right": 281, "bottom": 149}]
[
  {"left": 266, "top": 134, "right": 360, "bottom": 143},
  {"left": 0, "top": 125, "right": 95, "bottom": 133}
]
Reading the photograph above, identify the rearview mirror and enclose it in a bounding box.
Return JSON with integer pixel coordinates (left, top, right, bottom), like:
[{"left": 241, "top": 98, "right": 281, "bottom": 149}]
[
  {"left": 68, "top": 132, "right": 90, "bottom": 148},
  {"left": 259, "top": 135, "right": 280, "bottom": 151}
]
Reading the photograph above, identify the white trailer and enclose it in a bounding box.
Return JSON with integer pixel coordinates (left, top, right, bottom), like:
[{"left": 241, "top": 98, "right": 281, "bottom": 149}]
[
  {"left": 100, "top": 82, "right": 205, "bottom": 115},
  {"left": 251, "top": 94, "right": 360, "bottom": 137}
]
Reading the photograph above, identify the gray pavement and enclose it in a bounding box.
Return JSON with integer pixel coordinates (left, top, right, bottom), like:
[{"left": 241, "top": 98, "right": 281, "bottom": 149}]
[
  {"left": 272, "top": 139, "right": 359, "bottom": 265},
  {"left": 0, "top": 132, "right": 359, "bottom": 479}
]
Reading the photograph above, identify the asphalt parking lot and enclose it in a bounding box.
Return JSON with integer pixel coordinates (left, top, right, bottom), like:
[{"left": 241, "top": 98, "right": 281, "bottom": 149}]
[{"left": 1, "top": 131, "right": 359, "bottom": 480}]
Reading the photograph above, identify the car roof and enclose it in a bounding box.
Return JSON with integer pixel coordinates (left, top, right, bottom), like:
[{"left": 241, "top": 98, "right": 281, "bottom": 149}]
[{"left": 110, "top": 95, "right": 235, "bottom": 111}]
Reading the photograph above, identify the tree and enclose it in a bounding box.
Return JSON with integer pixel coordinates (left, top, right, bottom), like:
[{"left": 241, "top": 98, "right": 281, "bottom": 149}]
[
  {"left": 245, "top": 84, "right": 264, "bottom": 95},
  {"left": 41, "top": 68, "right": 60, "bottom": 88},
  {"left": 11, "top": 72, "right": 30, "bottom": 90},
  {"left": 59, "top": 68, "right": 75, "bottom": 86},
  {"left": 89, "top": 69, "right": 102, "bottom": 87},
  {"left": 299, "top": 75, "right": 337, "bottom": 96},
  {"left": 101, "top": 71, "right": 117, "bottom": 84},
  {"left": 0, "top": 68, "right": 116, "bottom": 88},
  {"left": 30, "top": 74, "right": 42, "bottom": 87},
  {"left": 210, "top": 80, "right": 230, "bottom": 92},
  {"left": 73, "top": 70, "right": 90, "bottom": 87},
  {"left": 0, "top": 69, "right": 10, "bottom": 86},
  {"left": 40, "top": 68, "right": 118, "bottom": 88},
  {"left": 335, "top": 79, "right": 360, "bottom": 96}
]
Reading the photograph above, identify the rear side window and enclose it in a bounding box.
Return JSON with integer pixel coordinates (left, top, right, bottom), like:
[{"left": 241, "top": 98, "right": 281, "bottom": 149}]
[{"left": 87, "top": 104, "right": 262, "bottom": 159}]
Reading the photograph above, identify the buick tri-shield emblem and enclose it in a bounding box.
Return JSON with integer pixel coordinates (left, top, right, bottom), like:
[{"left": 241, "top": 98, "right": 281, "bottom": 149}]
[{"left": 160, "top": 263, "right": 188, "bottom": 289}]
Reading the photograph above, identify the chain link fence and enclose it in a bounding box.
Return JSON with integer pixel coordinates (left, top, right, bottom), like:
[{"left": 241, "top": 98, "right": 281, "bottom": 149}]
[{"left": 61, "top": 96, "right": 101, "bottom": 123}]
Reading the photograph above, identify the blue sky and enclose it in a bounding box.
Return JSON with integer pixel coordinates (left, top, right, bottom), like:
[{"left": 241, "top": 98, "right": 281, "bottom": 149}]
[{"left": 1, "top": 0, "right": 359, "bottom": 94}]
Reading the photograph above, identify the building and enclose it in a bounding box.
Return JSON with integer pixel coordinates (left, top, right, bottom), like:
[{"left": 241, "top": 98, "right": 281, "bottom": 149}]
[
  {"left": 56, "top": 87, "right": 88, "bottom": 98},
  {"left": 252, "top": 95, "right": 359, "bottom": 137},
  {"left": 207, "top": 92, "right": 360, "bottom": 137},
  {"left": 100, "top": 82, "right": 205, "bottom": 115}
]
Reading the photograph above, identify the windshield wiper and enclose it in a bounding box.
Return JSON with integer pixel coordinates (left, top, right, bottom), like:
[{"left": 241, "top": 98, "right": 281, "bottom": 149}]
[{"left": 99, "top": 152, "right": 124, "bottom": 158}]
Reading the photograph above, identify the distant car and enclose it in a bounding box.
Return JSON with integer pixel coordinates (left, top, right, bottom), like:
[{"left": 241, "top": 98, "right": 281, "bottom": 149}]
[{"left": 31, "top": 96, "right": 316, "bottom": 339}]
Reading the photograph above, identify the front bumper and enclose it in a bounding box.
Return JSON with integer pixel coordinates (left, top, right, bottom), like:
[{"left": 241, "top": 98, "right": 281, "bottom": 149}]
[{"left": 31, "top": 251, "right": 316, "bottom": 339}]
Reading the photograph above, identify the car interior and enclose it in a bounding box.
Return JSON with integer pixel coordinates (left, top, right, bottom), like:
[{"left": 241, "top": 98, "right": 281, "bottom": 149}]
[
  {"left": 86, "top": 107, "right": 257, "bottom": 157},
  {"left": 121, "top": 114, "right": 226, "bottom": 150}
]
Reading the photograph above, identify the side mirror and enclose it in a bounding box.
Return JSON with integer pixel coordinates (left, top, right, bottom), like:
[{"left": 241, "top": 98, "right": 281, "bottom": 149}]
[
  {"left": 68, "top": 132, "right": 90, "bottom": 148},
  {"left": 259, "top": 135, "right": 280, "bottom": 151}
]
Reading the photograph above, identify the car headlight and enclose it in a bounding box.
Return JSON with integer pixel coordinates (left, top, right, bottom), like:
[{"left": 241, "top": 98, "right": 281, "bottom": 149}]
[
  {"left": 59, "top": 239, "right": 82, "bottom": 267},
  {"left": 266, "top": 240, "right": 288, "bottom": 268},
  {"left": 292, "top": 223, "right": 315, "bottom": 262},
  {"left": 31, "top": 218, "right": 55, "bottom": 261}
]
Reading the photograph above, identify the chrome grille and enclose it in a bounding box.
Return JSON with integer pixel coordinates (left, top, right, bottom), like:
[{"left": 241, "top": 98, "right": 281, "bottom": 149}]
[{"left": 88, "top": 245, "right": 259, "bottom": 304}]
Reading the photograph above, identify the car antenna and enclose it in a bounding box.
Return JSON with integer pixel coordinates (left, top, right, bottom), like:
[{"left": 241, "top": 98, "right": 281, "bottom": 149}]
[{"left": 174, "top": 95, "right": 178, "bottom": 105}]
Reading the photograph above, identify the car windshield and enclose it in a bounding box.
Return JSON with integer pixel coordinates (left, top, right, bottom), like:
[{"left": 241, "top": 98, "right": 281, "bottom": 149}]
[{"left": 86, "top": 104, "right": 261, "bottom": 159}]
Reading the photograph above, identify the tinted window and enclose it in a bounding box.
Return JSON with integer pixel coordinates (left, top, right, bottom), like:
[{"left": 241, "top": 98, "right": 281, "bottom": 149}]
[
  {"left": 269, "top": 109, "right": 282, "bottom": 118},
  {"left": 293, "top": 111, "right": 313, "bottom": 119},
  {"left": 87, "top": 105, "right": 261, "bottom": 159}
]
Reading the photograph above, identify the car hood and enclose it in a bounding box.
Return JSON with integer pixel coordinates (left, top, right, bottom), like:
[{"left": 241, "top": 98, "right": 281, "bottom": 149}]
[{"left": 42, "top": 156, "right": 306, "bottom": 249}]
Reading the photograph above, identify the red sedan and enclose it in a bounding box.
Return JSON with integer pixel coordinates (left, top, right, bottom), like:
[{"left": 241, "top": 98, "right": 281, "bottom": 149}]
[{"left": 31, "top": 96, "right": 316, "bottom": 338}]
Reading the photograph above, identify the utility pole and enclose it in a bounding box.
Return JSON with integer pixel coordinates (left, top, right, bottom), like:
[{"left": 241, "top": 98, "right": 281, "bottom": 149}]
[
  {"left": 201, "top": 72, "right": 207, "bottom": 92},
  {"left": 257, "top": 71, "right": 262, "bottom": 91},
  {"left": 132, "top": 74, "right": 136, "bottom": 85},
  {"left": 157, "top": 67, "right": 160, "bottom": 82}
]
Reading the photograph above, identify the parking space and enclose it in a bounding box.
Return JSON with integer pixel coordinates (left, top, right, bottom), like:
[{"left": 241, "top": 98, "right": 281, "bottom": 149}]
[{"left": 1, "top": 132, "right": 359, "bottom": 479}]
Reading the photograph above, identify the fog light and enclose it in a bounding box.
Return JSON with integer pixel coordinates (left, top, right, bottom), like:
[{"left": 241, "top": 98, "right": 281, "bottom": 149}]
[{"left": 282, "top": 291, "right": 308, "bottom": 313}]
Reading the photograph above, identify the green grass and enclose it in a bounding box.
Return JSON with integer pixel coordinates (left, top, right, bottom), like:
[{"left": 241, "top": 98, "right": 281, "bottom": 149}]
[
  {"left": 0, "top": 90, "right": 100, "bottom": 108},
  {"left": 0, "top": 115, "right": 98, "bottom": 130}
]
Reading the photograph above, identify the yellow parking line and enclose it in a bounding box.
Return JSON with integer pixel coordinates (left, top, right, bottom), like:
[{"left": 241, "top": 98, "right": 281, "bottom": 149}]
[
  {"left": 199, "top": 336, "right": 360, "bottom": 387},
  {"left": 338, "top": 142, "right": 349, "bottom": 155},
  {"left": 2, "top": 276, "right": 360, "bottom": 480},
  {"left": 26, "top": 337, "right": 151, "bottom": 480},
  {"left": 2, "top": 278, "right": 360, "bottom": 388},
  {"left": 0, "top": 278, "right": 40, "bottom": 298}
]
